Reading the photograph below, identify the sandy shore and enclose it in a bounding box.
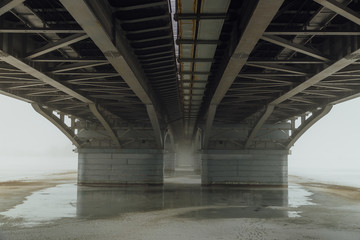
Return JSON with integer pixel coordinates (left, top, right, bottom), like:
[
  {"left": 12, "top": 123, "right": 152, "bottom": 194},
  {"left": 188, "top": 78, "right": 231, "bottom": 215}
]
[
  {"left": 0, "top": 172, "right": 76, "bottom": 212},
  {"left": 1, "top": 174, "right": 360, "bottom": 240}
]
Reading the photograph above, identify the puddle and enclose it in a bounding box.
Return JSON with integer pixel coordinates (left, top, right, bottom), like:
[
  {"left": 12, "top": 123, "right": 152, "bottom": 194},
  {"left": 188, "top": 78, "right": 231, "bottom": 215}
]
[
  {"left": 0, "top": 176, "right": 315, "bottom": 226},
  {"left": 288, "top": 183, "right": 316, "bottom": 207},
  {"left": 0, "top": 184, "right": 76, "bottom": 227}
]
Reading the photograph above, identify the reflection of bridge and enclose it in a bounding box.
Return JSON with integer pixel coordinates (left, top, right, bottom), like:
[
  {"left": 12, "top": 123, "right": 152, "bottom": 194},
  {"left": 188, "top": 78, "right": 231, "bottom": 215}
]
[{"left": 1, "top": 0, "right": 360, "bottom": 185}]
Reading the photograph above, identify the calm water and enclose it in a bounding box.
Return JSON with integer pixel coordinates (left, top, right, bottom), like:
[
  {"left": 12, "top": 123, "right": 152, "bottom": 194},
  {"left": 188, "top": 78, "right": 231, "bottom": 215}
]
[
  {"left": 0, "top": 176, "right": 312, "bottom": 226},
  {"left": 1, "top": 159, "right": 358, "bottom": 227}
]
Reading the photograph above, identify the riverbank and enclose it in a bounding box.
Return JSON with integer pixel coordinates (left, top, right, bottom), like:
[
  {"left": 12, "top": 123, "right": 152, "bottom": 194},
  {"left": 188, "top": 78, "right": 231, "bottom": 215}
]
[{"left": 0, "top": 172, "right": 76, "bottom": 213}]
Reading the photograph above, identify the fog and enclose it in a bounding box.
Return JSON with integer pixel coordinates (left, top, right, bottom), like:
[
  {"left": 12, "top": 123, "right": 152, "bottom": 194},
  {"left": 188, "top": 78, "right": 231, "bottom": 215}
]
[
  {"left": 0, "top": 95, "right": 77, "bottom": 174},
  {"left": 0, "top": 94, "right": 360, "bottom": 180},
  {"left": 288, "top": 97, "right": 360, "bottom": 171}
]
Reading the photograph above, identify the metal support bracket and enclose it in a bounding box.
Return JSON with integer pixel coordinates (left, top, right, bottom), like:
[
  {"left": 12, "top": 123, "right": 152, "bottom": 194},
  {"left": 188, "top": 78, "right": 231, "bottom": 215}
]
[
  {"left": 32, "top": 103, "right": 82, "bottom": 148},
  {"left": 286, "top": 105, "right": 333, "bottom": 149}
]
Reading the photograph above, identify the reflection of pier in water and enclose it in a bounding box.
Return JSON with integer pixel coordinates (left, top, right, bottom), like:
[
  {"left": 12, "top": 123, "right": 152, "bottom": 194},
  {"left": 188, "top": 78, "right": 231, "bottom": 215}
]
[{"left": 76, "top": 175, "right": 289, "bottom": 219}]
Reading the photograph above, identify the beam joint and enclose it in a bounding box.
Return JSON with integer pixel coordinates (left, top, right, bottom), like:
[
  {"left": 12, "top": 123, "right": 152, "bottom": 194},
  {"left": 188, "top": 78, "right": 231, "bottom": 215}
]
[{"left": 89, "top": 103, "right": 121, "bottom": 147}]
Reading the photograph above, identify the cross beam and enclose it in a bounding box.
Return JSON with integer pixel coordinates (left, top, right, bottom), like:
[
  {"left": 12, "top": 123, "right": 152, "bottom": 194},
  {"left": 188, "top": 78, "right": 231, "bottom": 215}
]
[
  {"left": 0, "top": 50, "right": 92, "bottom": 103},
  {"left": 0, "top": 28, "right": 85, "bottom": 34},
  {"left": 26, "top": 34, "right": 89, "bottom": 59},
  {"left": 261, "top": 35, "right": 330, "bottom": 62},
  {"left": 314, "top": 0, "right": 360, "bottom": 25},
  {"left": 245, "top": 62, "right": 307, "bottom": 75},
  {"left": 0, "top": 0, "right": 25, "bottom": 16},
  {"left": 0, "top": 50, "right": 127, "bottom": 147},
  {"left": 244, "top": 47, "right": 360, "bottom": 148}
]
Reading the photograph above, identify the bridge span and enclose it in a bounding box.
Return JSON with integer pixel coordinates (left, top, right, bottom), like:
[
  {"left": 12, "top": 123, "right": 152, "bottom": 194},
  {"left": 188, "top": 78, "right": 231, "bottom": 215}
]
[{"left": 1, "top": 0, "right": 360, "bottom": 185}]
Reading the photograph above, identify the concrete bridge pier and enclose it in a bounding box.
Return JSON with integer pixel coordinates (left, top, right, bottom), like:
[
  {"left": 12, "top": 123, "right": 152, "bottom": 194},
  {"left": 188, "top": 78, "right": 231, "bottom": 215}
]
[
  {"left": 201, "top": 149, "right": 288, "bottom": 186},
  {"left": 78, "top": 149, "right": 164, "bottom": 185},
  {"left": 199, "top": 123, "right": 291, "bottom": 186},
  {"left": 163, "top": 130, "right": 176, "bottom": 175}
]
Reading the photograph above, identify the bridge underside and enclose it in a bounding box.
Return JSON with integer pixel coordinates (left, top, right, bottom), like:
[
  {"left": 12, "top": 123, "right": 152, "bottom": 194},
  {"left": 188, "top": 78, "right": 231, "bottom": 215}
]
[{"left": 1, "top": 0, "right": 360, "bottom": 185}]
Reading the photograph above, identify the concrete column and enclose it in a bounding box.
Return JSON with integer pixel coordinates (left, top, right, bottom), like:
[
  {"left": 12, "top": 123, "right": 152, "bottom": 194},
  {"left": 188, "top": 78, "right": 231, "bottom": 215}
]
[
  {"left": 164, "top": 151, "right": 176, "bottom": 173},
  {"left": 201, "top": 150, "right": 288, "bottom": 186},
  {"left": 78, "top": 148, "right": 164, "bottom": 185},
  {"left": 193, "top": 152, "right": 201, "bottom": 174}
]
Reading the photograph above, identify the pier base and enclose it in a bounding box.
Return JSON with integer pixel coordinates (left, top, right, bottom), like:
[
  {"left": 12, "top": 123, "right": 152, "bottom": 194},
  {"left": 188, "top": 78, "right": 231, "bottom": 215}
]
[
  {"left": 78, "top": 149, "right": 164, "bottom": 185},
  {"left": 201, "top": 150, "right": 288, "bottom": 186}
]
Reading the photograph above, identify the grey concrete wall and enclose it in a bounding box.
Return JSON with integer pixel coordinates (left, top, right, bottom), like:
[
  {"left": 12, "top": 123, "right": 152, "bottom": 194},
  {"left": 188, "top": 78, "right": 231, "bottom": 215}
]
[
  {"left": 201, "top": 150, "right": 288, "bottom": 186},
  {"left": 78, "top": 149, "right": 164, "bottom": 185}
]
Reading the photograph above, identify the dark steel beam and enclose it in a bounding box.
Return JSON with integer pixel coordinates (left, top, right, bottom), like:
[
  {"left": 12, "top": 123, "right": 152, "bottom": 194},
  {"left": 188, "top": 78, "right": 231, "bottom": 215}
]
[
  {"left": 131, "top": 35, "right": 171, "bottom": 43},
  {"left": 0, "top": 0, "right": 25, "bottom": 16},
  {"left": 176, "top": 39, "right": 221, "bottom": 45},
  {"left": 0, "top": 28, "right": 85, "bottom": 34},
  {"left": 51, "top": 62, "right": 109, "bottom": 73},
  {"left": 180, "top": 71, "right": 210, "bottom": 75},
  {"left": 135, "top": 43, "right": 172, "bottom": 51},
  {"left": 174, "top": 13, "right": 227, "bottom": 20},
  {"left": 0, "top": 50, "right": 92, "bottom": 103},
  {"left": 126, "top": 25, "right": 170, "bottom": 34},
  {"left": 245, "top": 63, "right": 307, "bottom": 75},
  {"left": 245, "top": 47, "right": 360, "bottom": 147},
  {"left": 67, "top": 74, "right": 120, "bottom": 82},
  {"left": 261, "top": 35, "right": 331, "bottom": 61},
  {"left": 32, "top": 57, "right": 107, "bottom": 63},
  {"left": 26, "top": 34, "right": 89, "bottom": 59},
  {"left": 53, "top": 72, "right": 117, "bottom": 76},
  {"left": 247, "top": 59, "right": 325, "bottom": 64},
  {"left": 122, "top": 15, "right": 169, "bottom": 24},
  {"left": 272, "top": 51, "right": 360, "bottom": 105},
  {"left": 178, "top": 58, "right": 214, "bottom": 63},
  {"left": 114, "top": 2, "right": 167, "bottom": 11},
  {"left": 264, "top": 30, "right": 360, "bottom": 35},
  {"left": 314, "top": 0, "right": 360, "bottom": 25},
  {"left": 238, "top": 73, "right": 305, "bottom": 77}
]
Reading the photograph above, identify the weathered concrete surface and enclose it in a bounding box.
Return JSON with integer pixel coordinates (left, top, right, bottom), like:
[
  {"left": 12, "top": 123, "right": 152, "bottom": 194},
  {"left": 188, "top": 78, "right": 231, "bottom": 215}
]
[
  {"left": 78, "top": 149, "right": 164, "bottom": 185},
  {"left": 201, "top": 150, "right": 288, "bottom": 186}
]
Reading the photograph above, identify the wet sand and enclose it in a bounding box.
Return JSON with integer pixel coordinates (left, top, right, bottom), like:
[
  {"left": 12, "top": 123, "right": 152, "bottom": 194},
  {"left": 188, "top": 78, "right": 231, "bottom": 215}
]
[
  {"left": 0, "top": 172, "right": 76, "bottom": 212},
  {"left": 291, "top": 175, "right": 360, "bottom": 201},
  {"left": 1, "top": 173, "right": 360, "bottom": 240}
]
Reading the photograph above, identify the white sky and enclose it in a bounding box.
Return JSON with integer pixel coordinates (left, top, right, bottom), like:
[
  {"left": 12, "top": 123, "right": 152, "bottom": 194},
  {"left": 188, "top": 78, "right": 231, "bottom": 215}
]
[
  {"left": 289, "top": 97, "right": 360, "bottom": 171},
  {"left": 0, "top": 95, "right": 77, "bottom": 171},
  {"left": 0, "top": 94, "right": 359, "bottom": 175}
]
